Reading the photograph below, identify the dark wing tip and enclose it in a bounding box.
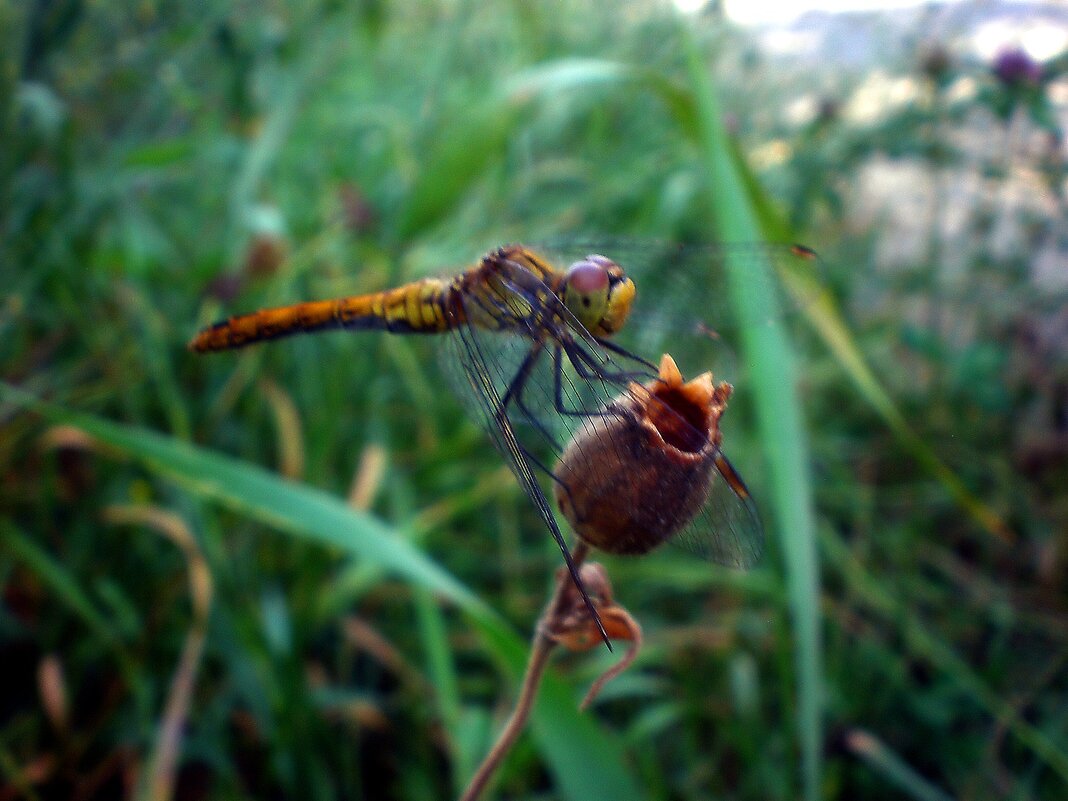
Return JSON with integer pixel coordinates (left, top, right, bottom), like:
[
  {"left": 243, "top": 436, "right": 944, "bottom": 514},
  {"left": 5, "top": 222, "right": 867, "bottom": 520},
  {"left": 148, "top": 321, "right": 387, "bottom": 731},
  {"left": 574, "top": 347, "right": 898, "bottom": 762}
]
[{"left": 789, "top": 243, "right": 820, "bottom": 261}]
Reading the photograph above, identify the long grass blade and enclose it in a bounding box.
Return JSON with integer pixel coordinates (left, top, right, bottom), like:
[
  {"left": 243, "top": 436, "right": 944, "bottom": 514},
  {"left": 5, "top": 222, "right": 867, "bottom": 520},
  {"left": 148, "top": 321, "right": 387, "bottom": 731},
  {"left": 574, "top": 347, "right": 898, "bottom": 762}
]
[
  {"left": 844, "top": 729, "right": 956, "bottom": 801},
  {"left": 505, "top": 55, "right": 1010, "bottom": 546},
  {"left": 681, "top": 28, "right": 824, "bottom": 801}
]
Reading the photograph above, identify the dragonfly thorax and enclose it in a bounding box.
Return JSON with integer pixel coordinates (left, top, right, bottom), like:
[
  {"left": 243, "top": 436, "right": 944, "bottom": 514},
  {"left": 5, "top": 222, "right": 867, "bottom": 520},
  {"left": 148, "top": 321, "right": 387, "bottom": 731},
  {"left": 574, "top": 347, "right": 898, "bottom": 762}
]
[{"left": 561, "top": 255, "right": 636, "bottom": 337}]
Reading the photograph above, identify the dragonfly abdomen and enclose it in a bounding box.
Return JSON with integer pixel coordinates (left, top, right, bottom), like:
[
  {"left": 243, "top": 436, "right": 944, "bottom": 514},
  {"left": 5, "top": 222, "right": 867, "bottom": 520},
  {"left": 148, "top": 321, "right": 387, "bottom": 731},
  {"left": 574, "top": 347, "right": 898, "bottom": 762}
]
[{"left": 189, "top": 278, "right": 453, "bottom": 352}]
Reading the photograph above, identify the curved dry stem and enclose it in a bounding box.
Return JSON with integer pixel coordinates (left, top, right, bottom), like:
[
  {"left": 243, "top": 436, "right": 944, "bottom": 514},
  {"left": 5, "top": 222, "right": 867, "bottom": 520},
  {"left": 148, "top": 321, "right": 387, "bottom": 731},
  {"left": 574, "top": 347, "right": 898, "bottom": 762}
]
[
  {"left": 458, "top": 636, "right": 555, "bottom": 801},
  {"left": 580, "top": 609, "right": 642, "bottom": 711},
  {"left": 459, "top": 542, "right": 592, "bottom": 801}
]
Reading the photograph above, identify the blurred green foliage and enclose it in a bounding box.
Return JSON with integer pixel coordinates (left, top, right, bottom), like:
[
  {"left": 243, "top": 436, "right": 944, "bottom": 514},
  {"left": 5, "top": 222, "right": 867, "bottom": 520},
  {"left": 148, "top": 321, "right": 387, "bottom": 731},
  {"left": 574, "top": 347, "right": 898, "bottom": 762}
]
[{"left": 3, "top": 1, "right": 1068, "bottom": 800}]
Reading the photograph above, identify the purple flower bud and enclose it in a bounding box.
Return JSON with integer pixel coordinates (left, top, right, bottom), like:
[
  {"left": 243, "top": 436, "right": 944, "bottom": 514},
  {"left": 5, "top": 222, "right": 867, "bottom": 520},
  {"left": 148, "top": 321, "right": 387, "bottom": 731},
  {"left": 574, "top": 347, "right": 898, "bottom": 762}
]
[{"left": 993, "top": 48, "right": 1042, "bottom": 87}]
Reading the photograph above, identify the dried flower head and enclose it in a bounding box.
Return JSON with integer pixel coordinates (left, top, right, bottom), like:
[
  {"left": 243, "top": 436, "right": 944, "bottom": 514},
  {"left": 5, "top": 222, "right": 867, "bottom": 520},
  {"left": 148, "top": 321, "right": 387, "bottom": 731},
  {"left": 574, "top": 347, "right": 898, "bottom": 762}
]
[
  {"left": 544, "top": 562, "right": 638, "bottom": 652},
  {"left": 542, "top": 562, "right": 642, "bottom": 709},
  {"left": 554, "top": 354, "right": 732, "bottom": 555}
]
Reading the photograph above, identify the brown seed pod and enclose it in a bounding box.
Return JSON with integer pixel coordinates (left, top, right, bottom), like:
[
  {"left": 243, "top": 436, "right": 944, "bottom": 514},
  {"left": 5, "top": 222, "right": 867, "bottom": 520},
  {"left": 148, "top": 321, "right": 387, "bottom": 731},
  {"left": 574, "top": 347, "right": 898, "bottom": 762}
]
[{"left": 554, "top": 354, "right": 732, "bottom": 555}]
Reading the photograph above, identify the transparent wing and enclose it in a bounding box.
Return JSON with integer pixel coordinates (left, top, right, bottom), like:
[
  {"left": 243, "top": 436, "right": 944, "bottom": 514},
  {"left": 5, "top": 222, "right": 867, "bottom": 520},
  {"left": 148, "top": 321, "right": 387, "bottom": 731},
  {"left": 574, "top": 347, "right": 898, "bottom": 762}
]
[
  {"left": 438, "top": 253, "right": 765, "bottom": 573},
  {"left": 534, "top": 239, "right": 823, "bottom": 383},
  {"left": 667, "top": 452, "right": 764, "bottom": 569},
  {"left": 438, "top": 283, "right": 625, "bottom": 647}
]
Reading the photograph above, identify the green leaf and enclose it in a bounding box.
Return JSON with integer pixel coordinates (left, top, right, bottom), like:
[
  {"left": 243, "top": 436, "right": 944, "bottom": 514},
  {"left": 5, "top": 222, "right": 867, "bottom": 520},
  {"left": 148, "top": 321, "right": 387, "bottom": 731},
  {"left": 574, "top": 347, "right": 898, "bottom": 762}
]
[
  {"left": 506, "top": 57, "right": 698, "bottom": 137},
  {"left": 0, "top": 382, "right": 490, "bottom": 616},
  {"left": 395, "top": 100, "right": 519, "bottom": 240}
]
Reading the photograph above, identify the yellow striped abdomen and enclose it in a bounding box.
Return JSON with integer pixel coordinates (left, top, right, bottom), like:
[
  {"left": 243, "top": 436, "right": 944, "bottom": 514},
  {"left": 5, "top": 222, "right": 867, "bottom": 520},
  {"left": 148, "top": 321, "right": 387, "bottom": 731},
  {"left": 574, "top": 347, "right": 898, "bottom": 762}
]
[{"left": 189, "top": 278, "right": 453, "bottom": 352}]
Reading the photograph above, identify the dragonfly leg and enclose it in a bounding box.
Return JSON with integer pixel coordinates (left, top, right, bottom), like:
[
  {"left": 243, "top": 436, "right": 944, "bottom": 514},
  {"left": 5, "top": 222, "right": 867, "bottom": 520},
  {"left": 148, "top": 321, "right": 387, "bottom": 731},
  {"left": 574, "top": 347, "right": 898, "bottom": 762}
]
[
  {"left": 498, "top": 357, "right": 609, "bottom": 648},
  {"left": 567, "top": 339, "right": 649, "bottom": 386},
  {"left": 551, "top": 344, "right": 609, "bottom": 420},
  {"left": 496, "top": 343, "right": 563, "bottom": 452},
  {"left": 551, "top": 341, "right": 650, "bottom": 423},
  {"left": 451, "top": 298, "right": 613, "bottom": 650},
  {"left": 592, "top": 336, "right": 659, "bottom": 373}
]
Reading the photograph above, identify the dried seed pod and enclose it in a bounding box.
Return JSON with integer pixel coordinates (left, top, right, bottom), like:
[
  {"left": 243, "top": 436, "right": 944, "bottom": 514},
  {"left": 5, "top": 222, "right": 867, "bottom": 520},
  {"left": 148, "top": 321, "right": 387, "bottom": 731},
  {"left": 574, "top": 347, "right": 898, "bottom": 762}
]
[
  {"left": 545, "top": 562, "right": 636, "bottom": 652},
  {"left": 554, "top": 354, "right": 732, "bottom": 555}
]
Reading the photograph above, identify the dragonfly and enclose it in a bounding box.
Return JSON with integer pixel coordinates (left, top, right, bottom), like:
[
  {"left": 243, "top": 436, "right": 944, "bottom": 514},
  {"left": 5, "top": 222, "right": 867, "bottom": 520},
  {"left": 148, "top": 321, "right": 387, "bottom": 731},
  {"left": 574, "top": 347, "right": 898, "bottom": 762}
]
[{"left": 191, "top": 242, "right": 820, "bottom": 647}]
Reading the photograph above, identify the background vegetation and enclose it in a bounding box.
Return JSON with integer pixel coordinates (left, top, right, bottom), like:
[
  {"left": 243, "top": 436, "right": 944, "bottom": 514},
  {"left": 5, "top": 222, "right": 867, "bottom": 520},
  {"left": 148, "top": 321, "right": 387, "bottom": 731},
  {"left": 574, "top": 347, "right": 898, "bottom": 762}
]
[{"left": 3, "top": 1, "right": 1067, "bottom": 799}]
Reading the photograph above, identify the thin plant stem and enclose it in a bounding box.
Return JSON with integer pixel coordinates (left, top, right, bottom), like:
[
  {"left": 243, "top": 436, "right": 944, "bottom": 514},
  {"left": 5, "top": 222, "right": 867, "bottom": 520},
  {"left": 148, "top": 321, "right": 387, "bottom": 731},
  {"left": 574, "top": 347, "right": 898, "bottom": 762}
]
[{"left": 459, "top": 542, "right": 591, "bottom": 801}]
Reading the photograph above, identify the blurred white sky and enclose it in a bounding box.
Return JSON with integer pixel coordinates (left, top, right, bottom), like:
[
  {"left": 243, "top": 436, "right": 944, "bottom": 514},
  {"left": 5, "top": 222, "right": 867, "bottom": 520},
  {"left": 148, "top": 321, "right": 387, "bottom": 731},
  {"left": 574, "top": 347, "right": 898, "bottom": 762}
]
[
  {"left": 718, "top": 0, "right": 959, "bottom": 26},
  {"left": 672, "top": 0, "right": 1068, "bottom": 61}
]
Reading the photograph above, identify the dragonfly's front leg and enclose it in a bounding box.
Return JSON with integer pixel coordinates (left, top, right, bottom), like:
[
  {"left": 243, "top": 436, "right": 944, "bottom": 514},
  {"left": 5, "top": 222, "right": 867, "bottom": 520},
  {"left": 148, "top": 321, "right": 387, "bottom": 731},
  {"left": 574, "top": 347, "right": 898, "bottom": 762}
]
[
  {"left": 566, "top": 339, "right": 651, "bottom": 386},
  {"left": 496, "top": 342, "right": 563, "bottom": 452},
  {"left": 552, "top": 341, "right": 650, "bottom": 422},
  {"left": 592, "top": 335, "right": 659, "bottom": 372},
  {"left": 492, "top": 341, "right": 599, "bottom": 515}
]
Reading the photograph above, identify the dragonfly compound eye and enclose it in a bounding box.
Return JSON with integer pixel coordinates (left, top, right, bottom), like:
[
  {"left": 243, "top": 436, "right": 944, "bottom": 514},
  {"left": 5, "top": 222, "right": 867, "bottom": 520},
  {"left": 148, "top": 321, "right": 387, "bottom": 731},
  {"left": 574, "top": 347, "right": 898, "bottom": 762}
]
[
  {"left": 563, "top": 257, "right": 611, "bottom": 330},
  {"left": 554, "top": 354, "right": 733, "bottom": 555},
  {"left": 563, "top": 255, "right": 635, "bottom": 336}
]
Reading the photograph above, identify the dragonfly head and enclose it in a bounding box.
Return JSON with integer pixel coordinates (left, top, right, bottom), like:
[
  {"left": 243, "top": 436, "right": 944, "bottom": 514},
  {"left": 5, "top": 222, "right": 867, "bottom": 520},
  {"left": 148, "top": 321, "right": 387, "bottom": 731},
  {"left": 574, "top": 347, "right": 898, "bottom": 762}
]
[{"left": 562, "top": 255, "right": 636, "bottom": 336}]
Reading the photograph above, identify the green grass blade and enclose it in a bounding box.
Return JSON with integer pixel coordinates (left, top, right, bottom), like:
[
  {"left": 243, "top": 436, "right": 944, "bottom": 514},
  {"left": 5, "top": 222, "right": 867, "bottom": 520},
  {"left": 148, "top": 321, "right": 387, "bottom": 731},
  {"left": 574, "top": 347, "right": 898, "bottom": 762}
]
[
  {"left": 1, "top": 520, "right": 152, "bottom": 723},
  {"left": 1, "top": 382, "right": 491, "bottom": 616},
  {"left": 823, "top": 528, "right": 1068, "bottom": 784},
  {"left": 505, "top": 57, "right": 698, "bottom": 136},
  {"left": 2, "top": 383, "right": 643, "bottom": 800},
  {"left": 722, "top": 101, "right": 1011, "bottom": 544},
  {"left": 844, "top": 729, "right": 955, "bottom": 801},
  {"left": 505, "top": 55, "right": 1010, "bottom": 546},
  {"left": 681, "top": 29, "right": 823, "bottom": 801},
  {"left": 413, "top": 586, "right": 465, "bottom": 796},
  {"left": 794, "top": 287, "right": 1013, "bottom": 542}
]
